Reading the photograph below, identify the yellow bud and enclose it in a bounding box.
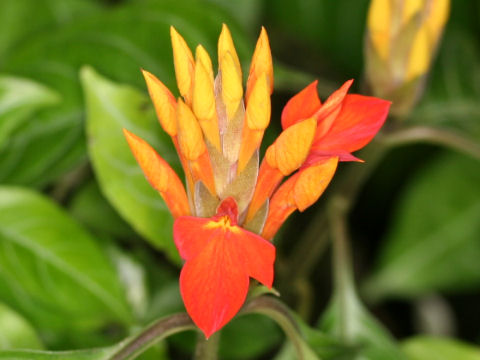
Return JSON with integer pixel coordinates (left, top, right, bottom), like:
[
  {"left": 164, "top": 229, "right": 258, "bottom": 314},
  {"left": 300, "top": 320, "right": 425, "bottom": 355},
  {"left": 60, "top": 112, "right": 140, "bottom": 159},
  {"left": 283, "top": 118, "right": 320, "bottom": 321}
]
[
  {"left": 195, "top": 45, "right": 214, "bottom": 81},
  {"left": 170, "top": 26, "right": 195, "bottom": 104},
  {"left": 367, "top": 0, "right": 392, "bottom": 60},
  {"left": 405, "top": 26, "right": 430, "bottom": 82},
  {"left": 265, "top": 117, "right": 317, "bottom": 176},
  {"left": 425, "top": 0, "right": 450, "bottom": 48},
  {"left": 220, "top": 51, "right": 243, "bottom": 120},
  {"left": 141, "top": 69, "right": 177, "bottom": 136},
  {"left": 246, "top": 27, "right": 273, "bottom": 101},
  {"left": 401, "top": 0, "right": 425, "bottom": 26},
  {"left": 245, "top": 74, "right": 270, "bottom": 130},
  {"left": 176, "top": 99, "right": 206, "bottom": 160},
  {"left": 218, "top": 24, "right": 242, "bottom": 79},
  {"left": 193, "top": 59, "right": 221, "bottom": 150}
]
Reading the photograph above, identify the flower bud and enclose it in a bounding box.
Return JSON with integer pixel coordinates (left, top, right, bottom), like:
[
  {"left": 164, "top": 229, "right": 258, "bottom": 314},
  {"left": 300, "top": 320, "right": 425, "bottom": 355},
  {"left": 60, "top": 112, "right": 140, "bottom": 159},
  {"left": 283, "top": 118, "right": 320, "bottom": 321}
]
[{"left": 365, "top": 0, "right": 449, "bottom": 116}]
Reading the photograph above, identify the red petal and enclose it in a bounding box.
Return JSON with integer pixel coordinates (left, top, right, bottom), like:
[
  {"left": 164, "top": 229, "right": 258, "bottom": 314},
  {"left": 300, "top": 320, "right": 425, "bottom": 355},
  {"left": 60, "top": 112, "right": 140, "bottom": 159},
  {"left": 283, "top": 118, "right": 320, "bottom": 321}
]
[
  {"left": 235, "top": 230, "right": 275, "bottom": 287},
  {"left": 311, "top": 94, "right": 390, "bottom": 160},
  {"left": 314, "top": 79, "right": 353, "bottom": 139},
  {"left": 174, "top": 216, "right": 211, "bottom": 261},
  {"left": 180, "top": 229, "right": 249, "bottom": 338},
  {"left": 281, "top": 81, "right": 321, "bottom": 129}
]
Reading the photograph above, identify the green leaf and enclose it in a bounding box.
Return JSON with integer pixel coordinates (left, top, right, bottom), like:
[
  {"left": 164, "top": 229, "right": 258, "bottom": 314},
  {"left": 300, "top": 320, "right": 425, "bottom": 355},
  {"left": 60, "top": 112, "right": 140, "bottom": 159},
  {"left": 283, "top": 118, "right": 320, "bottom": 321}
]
[
  {"left": 81, "top": 66, "right": 180, "bottom": 262},
  {"left": 68, "top": 180, "right": 136, "bottom": 239},
  {"left": 0, "top": 303, "right": 43, "bottom": 350},
  {"left": 402, "top": 336, "right": 480, "bottom": 360},
  {"left": 0, "top": 187, "right": 132, "bottom": 335},
  {"left": 219, "top": 314, "right": 283, "bottom": 359},
  {"left": 0, "top": 75, "right": 59, "bottom": 149},
  {"left": 0, "top": 0, "right": 249, "bottom": 188},
  {"left": 363, "top": 153, "right": 480, "bottom": 301},
  {"left": 0, "top": 0, "right": 100, "bottom": 59},
  {"left": 0, "top": 347, "right": 118, "bottom": 360},
  {"left": 320, "top": 292, "right": 407, "bottom": 360}
]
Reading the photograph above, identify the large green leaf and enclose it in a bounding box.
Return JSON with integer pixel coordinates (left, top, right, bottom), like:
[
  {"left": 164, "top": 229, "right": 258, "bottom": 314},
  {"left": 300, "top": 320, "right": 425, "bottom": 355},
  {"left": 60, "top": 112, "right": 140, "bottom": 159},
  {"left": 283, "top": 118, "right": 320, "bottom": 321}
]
[
  {"left": 82, "top": 67, "right": 180, "bottom": 262},
  {"left": 0, "top": 75, "right": 59, "bottom": 150},
  {"left": 0, "top": 303, "right": 43, "bottom": 350},
  {"left": 69, "top": 180, "right": 136, "bottom": 239},
  {"left": 320, "top": 292, "right": 407, "bottom": 360},
  {"left": 0, "top": 187, "right": 132, "bottom": 336},
  {"left": 402, "top": 336, "right": 480, "bottom": 360},
  {"left": 0, "top": 0, "right": 249, "bottom": 187},
  {"left": 363, "top": 153, "right": 480, "bottom": 301},
  {"left": 0, "top": 0, "right": 99, "bottom": 59}
]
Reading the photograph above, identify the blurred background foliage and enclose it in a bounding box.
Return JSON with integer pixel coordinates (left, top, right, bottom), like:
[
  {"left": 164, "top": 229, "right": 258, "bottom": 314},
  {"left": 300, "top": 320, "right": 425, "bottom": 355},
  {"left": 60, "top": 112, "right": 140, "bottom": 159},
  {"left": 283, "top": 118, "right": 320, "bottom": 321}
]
[{"left": 0, "top": 0, "right": 479, "bottom": 359}]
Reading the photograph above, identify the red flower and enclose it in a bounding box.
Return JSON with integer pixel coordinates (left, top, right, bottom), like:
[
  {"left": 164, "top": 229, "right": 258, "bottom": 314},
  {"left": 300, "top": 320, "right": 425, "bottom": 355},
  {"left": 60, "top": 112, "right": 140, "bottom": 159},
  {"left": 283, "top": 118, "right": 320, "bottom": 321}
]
[
  {"left": 174, "top": 197, "right": 274, "bottom": 338},
  {"left": 123, "top": 24, "right": 390, "bottom": 337}
]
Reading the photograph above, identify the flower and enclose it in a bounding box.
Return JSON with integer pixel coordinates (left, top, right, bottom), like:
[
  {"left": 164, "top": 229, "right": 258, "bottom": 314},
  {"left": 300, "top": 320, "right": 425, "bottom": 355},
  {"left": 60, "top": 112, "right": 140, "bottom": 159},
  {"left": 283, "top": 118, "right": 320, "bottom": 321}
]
[
  {"left": 365, "top": 0, "right": 450, "bottom": 115},
  {"left": 124, "top": 24, "right": 390, "bottom": 338}
]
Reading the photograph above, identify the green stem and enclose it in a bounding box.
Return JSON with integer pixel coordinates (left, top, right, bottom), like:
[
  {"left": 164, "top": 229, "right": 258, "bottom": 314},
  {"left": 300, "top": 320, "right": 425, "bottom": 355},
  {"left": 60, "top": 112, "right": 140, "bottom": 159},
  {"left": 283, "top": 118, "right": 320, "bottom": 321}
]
[
  {"left": 194, "top": 332, "right": 220, "bottom": 360},
  {"left": 108, "top": 313, "right": 195, "bottom": 360},
  {"left": 328, "top": 196, "right": 357, "bottom": 342},
  {"left": 381, "top": 124, "right": 480, "bottom": 160},
  {"left": 242, "top": 296, "right": 318, "bottom": 360}
]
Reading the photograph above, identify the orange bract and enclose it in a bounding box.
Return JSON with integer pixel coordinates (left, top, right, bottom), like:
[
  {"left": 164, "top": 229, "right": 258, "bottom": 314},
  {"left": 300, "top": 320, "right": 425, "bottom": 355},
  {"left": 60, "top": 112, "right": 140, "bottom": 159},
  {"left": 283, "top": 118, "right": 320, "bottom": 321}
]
[{"left": 123, "top": 24, "right": 390, "bottom": 338}]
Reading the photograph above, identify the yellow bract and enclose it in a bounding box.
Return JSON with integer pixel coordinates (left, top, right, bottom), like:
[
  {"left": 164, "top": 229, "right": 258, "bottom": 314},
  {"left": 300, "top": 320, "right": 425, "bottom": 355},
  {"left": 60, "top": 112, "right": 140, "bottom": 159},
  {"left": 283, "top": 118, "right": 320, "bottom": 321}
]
[
  {"left": 293, "top": 158, "right": 338, "bottom": 211},
  {"left": 220, "top": 51, "right": 243, "bottom": 120},
  {"left": 265, "top": 117, "right": 317, "bottom": 176},
  {"left": 171, "top": 26, "right": 195, "bottom": 104},
  {"left": 247, "top": 27, "right": 273, "bottom": 101},
  {"left": 193, "top": 55, "right": 221, "bottom": 150},
  {"left": 177, "top": 99, "right": 206, "bottom": 160},
  {"left": 245, "top": 74, "right": 270, "bottom": 130}
]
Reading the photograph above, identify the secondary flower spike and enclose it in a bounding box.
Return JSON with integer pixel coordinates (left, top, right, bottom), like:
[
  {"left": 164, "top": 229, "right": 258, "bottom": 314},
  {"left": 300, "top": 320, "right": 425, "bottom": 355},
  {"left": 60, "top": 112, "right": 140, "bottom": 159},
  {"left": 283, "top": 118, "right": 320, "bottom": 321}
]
[{"left": 124, "top": 24, "right": 390, "bottom": 338}]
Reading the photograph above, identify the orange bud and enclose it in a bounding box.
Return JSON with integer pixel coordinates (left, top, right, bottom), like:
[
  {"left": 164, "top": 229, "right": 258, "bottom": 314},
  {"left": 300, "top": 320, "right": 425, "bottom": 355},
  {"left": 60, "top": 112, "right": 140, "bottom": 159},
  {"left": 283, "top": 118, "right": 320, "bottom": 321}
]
[
  {"left": 262, "top": 157, "right": 338, "bottom": 240},
  {"left": 123, "top": 129, "right": 190, "bottom": 218},
  {"left": 142, "top": 69, "right": 177, "bottom": 136}
]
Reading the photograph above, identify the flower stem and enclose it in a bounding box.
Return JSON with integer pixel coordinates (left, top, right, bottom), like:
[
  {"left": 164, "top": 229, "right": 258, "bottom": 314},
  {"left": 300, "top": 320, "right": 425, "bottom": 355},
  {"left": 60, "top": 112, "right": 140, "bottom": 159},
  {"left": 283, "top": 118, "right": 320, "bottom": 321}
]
[
  {"left": 381, "top": 124, "right": 480, "bottom": 160},
  {"left": 328, "top": 196, "right": 357, "bottom": 342},
  {"left": 194, "top": 332, "right": 220, "bottom": 360},
  {"left": 108, "top": 313, "right": 195, "bottom": 360},
  {"left": 242, "top": 296, "right": 319, "bottom": 359}
]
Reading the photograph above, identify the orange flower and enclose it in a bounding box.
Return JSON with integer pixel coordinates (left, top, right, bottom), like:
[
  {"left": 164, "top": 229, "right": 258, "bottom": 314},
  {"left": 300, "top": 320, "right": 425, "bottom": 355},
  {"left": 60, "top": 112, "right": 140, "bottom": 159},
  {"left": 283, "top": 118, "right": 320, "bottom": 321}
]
[{"left": 124, "top": 24, "right": 390, "bottom": 338}]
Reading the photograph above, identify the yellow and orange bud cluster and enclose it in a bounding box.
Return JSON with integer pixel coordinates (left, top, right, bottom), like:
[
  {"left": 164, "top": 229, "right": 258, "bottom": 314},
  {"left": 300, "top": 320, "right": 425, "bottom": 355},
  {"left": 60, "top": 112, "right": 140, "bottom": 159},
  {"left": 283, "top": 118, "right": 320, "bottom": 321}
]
[
  {"left": 139, "top": 24, "right": 273, "bottom": 220},
  {"left": 365, "top": 0, "right": 450, "bottom": 115}
]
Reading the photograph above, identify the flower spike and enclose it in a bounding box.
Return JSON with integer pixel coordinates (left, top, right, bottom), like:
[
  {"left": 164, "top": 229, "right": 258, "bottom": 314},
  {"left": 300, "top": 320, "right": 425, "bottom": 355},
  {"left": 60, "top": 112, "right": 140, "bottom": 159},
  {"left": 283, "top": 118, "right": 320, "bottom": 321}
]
[{"left": 124, "top": 24, "right": 390, "bottom": 339}]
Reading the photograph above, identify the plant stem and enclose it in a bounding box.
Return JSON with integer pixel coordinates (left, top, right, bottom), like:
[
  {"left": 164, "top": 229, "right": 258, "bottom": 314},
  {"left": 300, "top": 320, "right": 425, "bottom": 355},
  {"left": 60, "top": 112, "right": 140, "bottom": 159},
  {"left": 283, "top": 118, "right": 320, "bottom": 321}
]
[
  {"left": 381, "top": 124, "right": 480, "bottom": 160},
  {"left": 242, "top": 296, "right": 318, "bottom": 359},
  {"left": 109, "top": 313, "right": 195, "bottom": 360},
  {"left": 328, "top": 196, "right": 356, "bottom": 342},
  {"left": 194, "top": 332, "right": 220, "bottom": 360}
]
